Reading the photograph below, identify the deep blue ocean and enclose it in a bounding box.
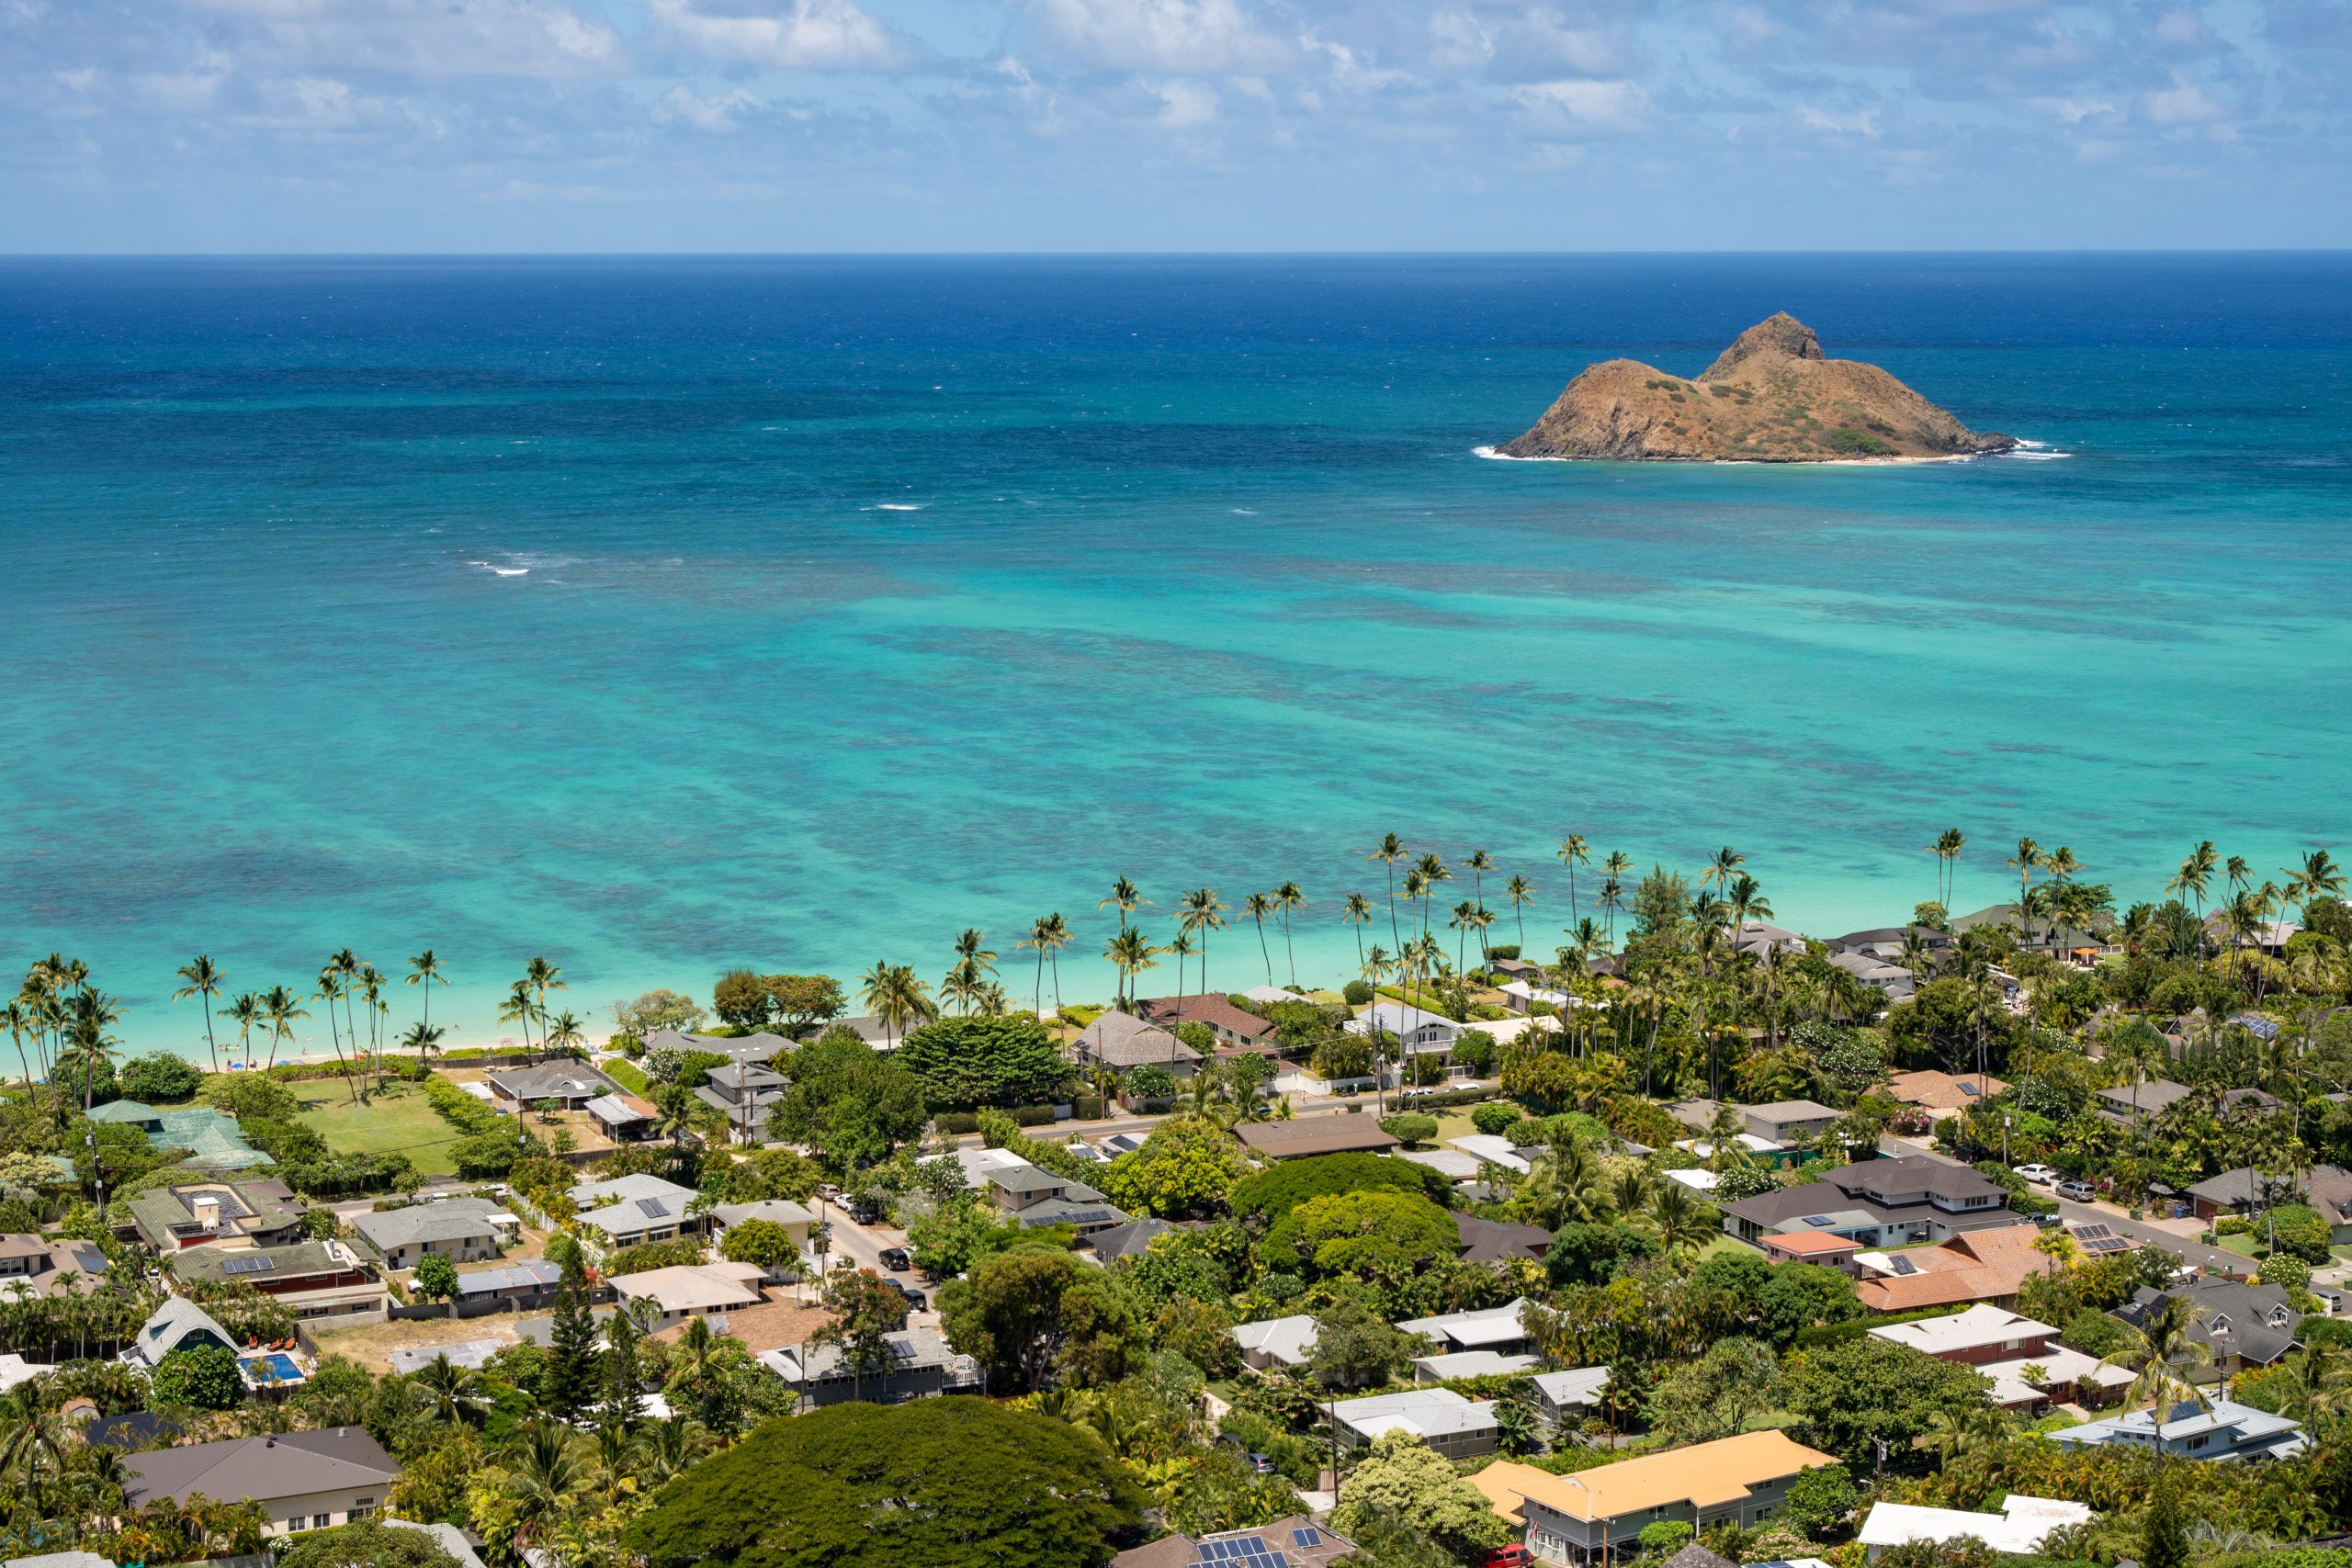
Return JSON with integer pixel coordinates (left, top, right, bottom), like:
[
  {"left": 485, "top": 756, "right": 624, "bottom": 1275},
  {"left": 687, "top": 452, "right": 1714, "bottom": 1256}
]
[{"left": 3, "top": 254, "right": 2348, "bottom": 1054}]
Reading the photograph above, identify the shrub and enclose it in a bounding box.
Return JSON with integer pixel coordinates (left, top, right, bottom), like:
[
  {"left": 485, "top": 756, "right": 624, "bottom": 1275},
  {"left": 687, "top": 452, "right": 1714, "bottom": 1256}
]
[
  {"left": 2259, "top": 1253, "right": 2313, "bottom": 1291},
  {"left": 933, "top": 1112, "right": 980, "bottom": 1136},
  {"left": 412, "top": 1252, "right": 460, "bottom": 1301},
  {"left": 2214, "top": 1214, "right": 2253, "bottom": 1236},
  {"left": 1377, "top": 1114, "right": 1439, "bottom": 1146},
  {"left": 153, "top": 1344, "right": 243, "bottom": 1410},
  {"left": 1342, "top": 981, "right": 1374, "bottom": 1006},
  {"left": 119, "top": 1052, "right": 204, "bottom": 1100},
  {"left": 603, "top": 1237, "right": 710, "bottom": 1275},
  {"left": 2270, "top": 1204, "right": 2334, "bottom": 1265},
  {"left": 1470, "top": 1102, "right": 1521, "bottom": 1137}
]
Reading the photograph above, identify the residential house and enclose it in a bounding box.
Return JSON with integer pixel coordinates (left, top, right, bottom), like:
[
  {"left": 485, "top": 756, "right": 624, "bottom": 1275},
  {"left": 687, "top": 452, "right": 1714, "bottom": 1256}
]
[
  {"left": 1331, "top": 1388, "right": 1499, "bottom": 1459},
  {"left": 2116, "top": 1278, "right": 2302, "bottom": 1378},
  {"left": 1075, "top": 1010, "right": 1202, "bottom": 1077},
  {"left": 1721, "top": 1156, "right": 2013, "bottom": 1249},
  {"left": 2092, "top": 1078, "right": 2194, "bottom": 1128},
  {"left": 1347, "top": 1001, "right": 1464, "bottom": 1067},
  {"left": 2049, "top": 1398, "right": 2308, "bottom": 1461},
  {"left": 639, "top": 1028, "right": 797, "bottom": 1065},
  {"left": 1112, "top": 1517, "right": 1354, "bottom": 1568},
  {"left": 350, "top": 1197, "right": 514, "bottom": 1270},
  {"left": 1137, "top": 995, "right": 1282, "bottom": 1052},
  {"left": 585, "top": 1093, "right": 659, "bottom": 1142},
  {"left": 694, "top": 1061, "right": 789, "bottom": 1145},
  {"left": 448, "top": 1260, "right": 563, "bottom": 1313},
  {"left": 1740, "top": 1100, "right": 1839, "bottom": 1142},
  {"left": 1885, "top": 1070, "right": 2007, "bottom": 1119},
  {"left": 1489, "top": 958, "right": 1544, "bottom": 984},
  {"left": 168, "top": 1239, "right": 385, "bottom": 1324},
  {"left": 1531, "top": 1367, "right": 1611, "bottom": 1427},
  {"left": 1449, "top": 1135, "right": 1534, "bottom": 1174},
  {"left": 565, "top": 1173, "right": 706, "bottom": 1252},
  {"left": 706, "top": 1199, "right": 817, "bottom": 1258},
  {"left": 1859, "top": 1497, "right": 2094, "bottom": 1561},
  {"left": 1851, "top": 1222, "right": 2054, "bottom": 1312},
  {"left": 758, "top": 1324, "right": 981, "bottom": 1409},
  {"left": 126, "top": 1179, "right": 307, "bottom": 1253},
  {"left": 1825, "top": 950, "right": 1917, "bottom": 1003},
  {"left": 1453, "top": 1213, "right": 1552, "bottom": 1265},
  {"left": 1240, "top": 986, "right": 1314, "bottom": 1009},
  {"left": 1498, "top": 979, "right": 1577, "bottom": 1016},
  {"left": 1731, "top": 921, "right": 1808, "bottom": 960},
  {"left": 1472, "top": 1430, "right": 1838, "bottom": 1564},
  {"left": 611, "top": 1261, "right": 766, "bottom": 1330},
  {"left": 2184, "top": 1167, "right": 2301, "bottom": 1223},
  {"left": 1951, "top": 904, "right": 2113, "bottom": 959},
  {"left": 981, "top": 1161, "right": 1129, "bottom": 1235},
  {"left": 0, "top": 1235, "right": 106, "bottom": 1300},
  {"left": 1231, "top": 1314, "right": 1317, "bottom": 1372},
  {"left": 484, "top": 1062, "right": 613, "bottom": 1111},
  {"left": 120, "top": 1297, "right": 240, "bottom": 1372},
  {"left": 1086, "top": 1216, "right": 1183, "bottom": 1265},
  {"left": 1827, "top": 926, "right": 1952, "bottom": 963},
  {"left": 1234, "top": 1118, "right": 1400, "bottom": 1162},
  {"left": 86, "top": 1100, "right": 273, "bottom": 1173},
  {"left": 1759, "top": 1232, "right": 1864, "bottom": 1274},
  {"left": 2307, "top": 1165, "right": 2352, "bottom": 1244},
  {"left": 120, "top": 1427, "right": 402, "bottom": 1539},
  {"left": 387, "top": 1340, "right": 505, "bottom": 1376},
  {"left": 1414, "top": 1349, "right": 1542, "bottom": 1382},
  {"left": 1869, "top": 1303, "right": 2132, "bottom": 1410},
  {"left": 1396, "top": 1299, "right": 1534, "bottom": 1357}
]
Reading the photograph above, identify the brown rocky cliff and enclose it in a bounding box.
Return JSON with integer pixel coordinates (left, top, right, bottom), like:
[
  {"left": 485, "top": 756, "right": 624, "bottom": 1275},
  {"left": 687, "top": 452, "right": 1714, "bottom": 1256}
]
[{"left": 1495, "top": 311, "right": 2015, "bottom": 462}]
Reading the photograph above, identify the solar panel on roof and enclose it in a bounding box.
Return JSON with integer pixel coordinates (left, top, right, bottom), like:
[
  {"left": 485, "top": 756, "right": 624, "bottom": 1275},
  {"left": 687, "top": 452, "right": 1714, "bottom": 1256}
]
[
  {"left": 1888, "top": 1257, "right": 1917, "bottom": 1275},
  {"left": 1293, "top": 1528, "right": 1323, "bottom": 1548},
  {"left": 221, "top": 1255, "right": 275, "bottom": 1275},
  {"left": 1800, "top": 1214, "right": 1834, "bottom": 1227},
  {"left": 636, "top": 1198, "right": 668, "bottom": 1218}
]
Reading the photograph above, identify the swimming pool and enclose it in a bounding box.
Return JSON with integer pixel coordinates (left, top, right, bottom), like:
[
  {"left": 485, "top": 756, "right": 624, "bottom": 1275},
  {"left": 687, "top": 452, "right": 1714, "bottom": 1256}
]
[{"left": 242, "top": 1352, "right": 304, "bottom": 1383}]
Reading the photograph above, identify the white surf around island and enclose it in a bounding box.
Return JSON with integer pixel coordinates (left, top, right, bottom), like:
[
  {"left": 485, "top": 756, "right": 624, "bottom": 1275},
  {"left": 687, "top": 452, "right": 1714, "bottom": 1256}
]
[{"left": 1473, "top": 441, "right": 2068, "bottom": 465}]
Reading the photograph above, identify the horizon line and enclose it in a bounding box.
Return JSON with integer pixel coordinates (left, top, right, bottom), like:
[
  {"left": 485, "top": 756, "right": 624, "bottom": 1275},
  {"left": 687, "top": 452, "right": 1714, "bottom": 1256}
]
[{"left": 5, "top": 247, "right": 2352, "bottom": 262}]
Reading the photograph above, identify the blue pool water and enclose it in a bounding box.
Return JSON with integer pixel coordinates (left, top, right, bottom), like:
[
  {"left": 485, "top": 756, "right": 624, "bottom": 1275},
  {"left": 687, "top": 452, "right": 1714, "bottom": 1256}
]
[
  {"left": 2, "top": 254, "right": 2348, "bottom": 1050},
  {"left": 243, "top": 1351, "right": 305, "bottom": 1382}
]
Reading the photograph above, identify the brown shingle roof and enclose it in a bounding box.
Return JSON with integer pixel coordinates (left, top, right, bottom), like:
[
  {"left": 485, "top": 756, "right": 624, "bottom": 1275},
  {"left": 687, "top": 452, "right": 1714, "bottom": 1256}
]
[
  {"left": 1137, "top": 994, "right": 1278, "bottom": 1042},
  {"left": 1234, "top": 1119, "right": 1400, "bottom": 1160}
]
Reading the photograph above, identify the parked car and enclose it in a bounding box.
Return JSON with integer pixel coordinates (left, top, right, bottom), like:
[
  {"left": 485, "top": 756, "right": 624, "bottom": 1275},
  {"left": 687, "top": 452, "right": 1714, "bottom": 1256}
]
[
  {"left": 2013, "top": 1163, "right": 2060, "bottom": 1185},
  {"left": 879, "top": 1247, "right": 912, "bottom": 1272},
  {"left": 2055, "top": 1179, "right": 2096, "bottom": 1201},
  {"left": 1479, "top": 1550, "right": 1533, "bottom": 1568}
]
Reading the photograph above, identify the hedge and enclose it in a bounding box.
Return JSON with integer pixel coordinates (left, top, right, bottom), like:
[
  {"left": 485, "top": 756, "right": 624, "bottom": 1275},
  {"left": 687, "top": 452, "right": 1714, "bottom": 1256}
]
[
  {"left": 424, "top": 1077, "right": 506, "bottom": 1136},
  {"left": 1394, "top": 1086, "right": 1502, "bottom": 1111},
  {"left": 933, "top": 1112, "right": 981, "bottom": 1136},
  {"left": 1010, "top": 1106, "right": 1057, "bottom": 1128},
  {"left": 1793, "top": 1301, "right": 1966, "bottom": 1349}
]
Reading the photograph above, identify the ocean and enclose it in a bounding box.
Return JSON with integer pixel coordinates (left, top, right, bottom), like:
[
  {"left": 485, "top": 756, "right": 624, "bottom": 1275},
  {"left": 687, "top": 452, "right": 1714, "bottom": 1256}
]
[{"left": 3, "top": 254, "right": 2348, "bottom": 1055}]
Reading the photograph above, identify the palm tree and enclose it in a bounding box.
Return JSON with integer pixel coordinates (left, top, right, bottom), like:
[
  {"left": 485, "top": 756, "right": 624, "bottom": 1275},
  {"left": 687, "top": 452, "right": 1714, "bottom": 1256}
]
[
  {"left": 2008, "top": 837, "right": 2043, "bottom": 944},
  {"left": 952, "top": 929, "right": 998, "bottom": 991},
  {"left": 405, "top": 948, "right": 447, "bottom": 1038},
  {"left": 1179, "top": 888, "right": 1228, "bottom": 995},
  {"left": 409, "top": 1353, "right": 492, "bottom": 1427},
  {"left": 858, "top": 963, "right": 933, "bottom": 1048},
  {"left": 498, "top": 980, "right": 538, "bottom": 1055},
  {"left": 1099, "top": 877, "right": 1148, "bottom": 933},
  {"left": 1163, "top": 931, "right": 1196, "bottom": 1008},
  {"left": 259, "top": 984, "right": 309, "bottom": 1068},
  {"left": 401, "top": 1020, "right": 446, "bottom": 1072},
  {"left": 1274, "top": 881, "right": 1306, "bottom": 986},
  {"left": 1243, "top": 892, "right": 1278, "bottom": 987},
  {"left": 1368, "top": 833, "right": 1408, "bottom": 968},
  {"left": 173, "top": 956, "right": 226, "bottom": 1075},
  {"left": 1447, "top": 900, "right": 1478, "bottom": 974},
  {"left": 357, "top": 962, "right": 388, "bottom": 1087},
  {"left": 525, "top": 956, "right": 565, "bottom": 1055},
  {"left": 1503, "top": 875, "right": 1534, "bottom": 953},
  {"left": 1646, "top": 1180, "right": 1713, "bottom": 1262},
  {"left": 499, "top": 1418, "right": 591, "bottom": 1560},
  {"left": 2167, "top": 841, "right": 2218, "bottom": 925},
  {"left": 1555, "top": 836, "right": 1589, "bottom": 924},
  {"left": 223, "top": 991, "right": 263, "bottom": 1069},
  {"left": 1, "top": 1000, "right": 33, "bottom": 1090},
  {"left": 941, "top": 956, "right": 987, "bottom": 1017},
  {"left": 2287, "top": 849, "right": 2346, "bottom": 919},
  {"left": 546, "top": 1010, "right": 586, "bottom": 1056},
  {"left": 331, "top": 946, "right": 364, "bottom": 1068},
  {"left": 1018, "top": 916, "right": 1057, "bottom": 1016},
  {"left": 1413, "top": 853, "right": 1451, "bottom": 950},
  {"left": 2109, "top": 1292, "right": 2213, "bottom": 1472},
  {"left": 1928, "top": 828, "right": 1966, "bottom": 908},
  {"left": 316, "top": 964, "right": 358, "bottom": 1100},
  {"left": 1342, "top": 893, "right": 1374, "bottom": 969},
  {"left": 1039, "top": 911, "right": 1072, "bottom": 1016}
]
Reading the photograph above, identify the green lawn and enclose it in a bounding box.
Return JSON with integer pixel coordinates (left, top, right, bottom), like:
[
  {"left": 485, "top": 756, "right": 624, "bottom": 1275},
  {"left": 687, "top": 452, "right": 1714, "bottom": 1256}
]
[
  {"left": 2213, "top": 1233, "right": 2266, "bottom": 1260},
  {"left": 600, "top": 1058, "right": 650, "bottom": 1095},
  {"left": 294, "top": 1082, "right": 464, "bottom": 1178}
]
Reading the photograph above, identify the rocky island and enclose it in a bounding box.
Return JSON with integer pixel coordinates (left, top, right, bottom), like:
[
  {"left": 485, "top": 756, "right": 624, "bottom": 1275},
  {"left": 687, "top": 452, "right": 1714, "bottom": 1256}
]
[{"left": 1494, "top": 312, "right": 2017, "bottom": 462}]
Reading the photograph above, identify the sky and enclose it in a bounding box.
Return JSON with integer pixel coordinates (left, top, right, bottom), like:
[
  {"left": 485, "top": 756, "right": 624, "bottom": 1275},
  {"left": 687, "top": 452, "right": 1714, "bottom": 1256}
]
[{"left": 5, "top": 0, "right": 2350, "bottom": 252}]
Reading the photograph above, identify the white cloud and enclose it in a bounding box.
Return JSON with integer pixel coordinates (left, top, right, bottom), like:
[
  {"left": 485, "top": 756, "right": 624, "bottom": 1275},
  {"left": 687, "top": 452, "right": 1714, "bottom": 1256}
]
[
  {"left": 1033, "top": 0, "right": 1291, "bottom": 74},
  {"left": 646, "top": 0, "right": 901, "bottom": 71},
  {"left": 1797, "top": 104, "right": 1880, "bottom": 136},
  {"left": 2142, "top": 71, "right": 2225, "bottom": 125},
  {"left": 656, "top": 83, "right": 759, "bottom": 130},
  {"left": 1507, "top": 77, "right": 1649, "bottom": 134},
  {"left": 1150, "top": 76, "right": 1219, "bottom": 127},
  {"left": 187, "top": 0, "right": 621, "bottom": 78},
  {"left": 2034, "top": 96, "right": 2116, "bottom": 124}
]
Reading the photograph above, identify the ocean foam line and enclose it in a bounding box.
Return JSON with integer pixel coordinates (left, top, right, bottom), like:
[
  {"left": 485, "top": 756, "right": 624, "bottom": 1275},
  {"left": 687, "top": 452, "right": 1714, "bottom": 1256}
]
[{"left": 871, "top": 502, "right": 923, "bottom": 511}]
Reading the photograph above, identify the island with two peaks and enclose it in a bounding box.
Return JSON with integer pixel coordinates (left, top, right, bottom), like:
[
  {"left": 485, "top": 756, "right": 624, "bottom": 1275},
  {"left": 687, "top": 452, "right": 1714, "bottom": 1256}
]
[{"left": 1494, "top": 311, "right": 2018, "bottom": 462}]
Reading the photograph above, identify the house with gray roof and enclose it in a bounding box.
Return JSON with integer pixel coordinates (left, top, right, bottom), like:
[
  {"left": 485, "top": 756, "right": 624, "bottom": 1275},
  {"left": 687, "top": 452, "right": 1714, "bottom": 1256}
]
[
  {"left": 693, "top": 1060, "right": 788, "bottom": 1145},
  {"left": 167, "top": 1239, "right": 385, "bottom": 1324},
  {"left": 1085, "top": 1216, "right": 1182, "bottom": 1264},
  {"left": 0, "top": 1235, "right": 107, "bottom": 1301},
  {"left": 120, "top": 1296, "right": 240, "bottom": 1371},
  {"left": 350, "top": 1197, "right": 515, "bottom": 1270},
  {"left": 565, "top": 1173, "right": 705, "bottom": 1252},
  {"left": 1532, "top": 1366, "right": 1611, "bottom": 1426},
  {"left": 1013, "top": 1193, "right": 1130, "bottom": 1237},
  {"left": 121, "top": 1427, "right": 402, "bottom": 1539},
  {"left": 1331, "top": 1388, "right": 1499, "bottom": 1458},
  {"left": 1075, "top": 1010, "right": 1201, "bottom": 1074},
  {"left": 757, "top": 1324, "right": 980, "bottom": 1409},
  {"left": 127, "top": 1179, "right": 306, "bottom": 1253},
  {"left": 1722, "top": 1156, "right": 2012, "bottom": 1249},
  {"left": 1231, "top": 1314, "right": 1317, "bottom": 1371},
  {"left": 2048, "top": 1397, "right": 2306, "bottom": 1461},
  {"left": 2118, "top": 1277, "right": 2302, "bottom": 1377},
  {"left": 485, "top": 1063, "right": 614, "bottom": 1109}
]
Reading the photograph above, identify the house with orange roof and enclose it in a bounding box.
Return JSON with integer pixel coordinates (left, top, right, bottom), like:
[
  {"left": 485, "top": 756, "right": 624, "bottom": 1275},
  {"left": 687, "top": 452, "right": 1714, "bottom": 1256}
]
[
  {"left": 1470, "top": 1430, "right": 1838, "bottom": 1564},
  {"left": 1853, "top": 1223, "right": 2056, "bottom": 1314},
  {"left": 1758, "top": 1231, "right": 1862, "bottom": 1274}
]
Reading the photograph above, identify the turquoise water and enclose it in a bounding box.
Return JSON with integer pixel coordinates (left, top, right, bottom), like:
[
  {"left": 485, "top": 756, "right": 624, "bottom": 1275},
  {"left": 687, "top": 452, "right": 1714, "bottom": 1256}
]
[{"left": 4, "top": 254, "right": 2349, "bottom": 1054}]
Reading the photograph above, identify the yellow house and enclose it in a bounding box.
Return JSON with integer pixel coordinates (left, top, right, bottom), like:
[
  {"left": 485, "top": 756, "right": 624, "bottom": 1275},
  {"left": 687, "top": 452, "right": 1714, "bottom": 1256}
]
[{"left": 1471, "top": 1430, "right": 1838, "bottom": 1564}]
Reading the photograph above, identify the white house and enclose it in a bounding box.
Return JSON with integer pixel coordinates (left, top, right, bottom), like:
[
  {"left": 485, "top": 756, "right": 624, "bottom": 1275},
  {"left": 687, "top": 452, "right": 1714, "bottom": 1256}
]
[
  {"left": 1231, "top": 1314, "right": 1318, "bottom": 1371},
  {"left": 1347, "top": 1002, "right": 1462, "bottom": 1057},
  {"left": 1332, "top": 1388, "right": 1498, "bottom": 1459},
  {"left": 1396, "top": 1299, "right": 1533, "bottom": 1356},
  {"left": 1860, "top": 1496, "right": 2094, "bottom": 1560}
]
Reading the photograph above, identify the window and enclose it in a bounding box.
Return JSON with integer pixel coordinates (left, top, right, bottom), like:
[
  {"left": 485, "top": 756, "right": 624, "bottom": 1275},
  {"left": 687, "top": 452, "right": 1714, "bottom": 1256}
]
[
  {"left": 355, "top": 1497, "right": 376, "bottom": 1508},
  {"left": 287, "top": 1518, "right": 303, "bottom": 1533},
  {"left": 314, "top": 1514, "right": 332, "bottom": 1529}
]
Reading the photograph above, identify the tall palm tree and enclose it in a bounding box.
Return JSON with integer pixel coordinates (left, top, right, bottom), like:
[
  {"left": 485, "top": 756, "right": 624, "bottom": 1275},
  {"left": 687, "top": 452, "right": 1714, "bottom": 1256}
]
[
  {"left": 952, "top": 929, "right": 998, "bottom": 991},
  {"left": 498, "top": 980, "right": 538, "bottom": 1056},
  {"left": 223, "top": 992, "right": 263, "bottom": 1068},
  {"left": 1598, "top": 877, "right": 1624, "bottom": 942},
  {"left": 1, "top": 1000, "right": 33, "bottom": 1090},
  {"left": 259, "top": 984, "right": 309, "bottom": 1069},
  {"left": 62, "top": 987, "right": 122, "bottom": 1113},
  {"left": 405, "top": 948, "right": 447, "bottom": 1038},
  {"left": 858, "top": 963, "right": 933, "bottom": 1048},
  {"left": 1099, "top": 877, "right": 1148, "bottom": 933},
  {"left": 941, "top": 957, "right": 987, "bottom": 1017},
  {"left": 1274, "top": 881, "right": 1306, "bottom": 987},
  {"left": 1413, "top": 854, "right": 1451, "bottom": 951},
  {"left": 1039, "top": 911, "right": 1072, "bottom": 1017},
  {"left": 1179, "top": 888, "right": 1228, "bottom": 996},
  {"left": 1702, "top": 845, "right": 1745, "bottom": 900},
  {"left": 173, "top": 956, "right": 226, "bottom": 1075},
  {"left": 1929, "top": 828, "right": 1966, "bottom": 908},
  {"left": 1556, "top": 836, "right": 1589, "bottom": 924},
  {"left": 2287, "top": 849, "right": 2346, "bottom": 919},
  {"left": 1465, "top": 851, "right": 1494, "bottom": 917},
  {"left": 525, "top": 956, "right": 565, "bottom": 1055},
  {"left": 1163, "top": 931, "right": 1196, "bottom": 1009},
  {"left": 2008, "top": 837, "right": 2043, "bottom": 944},
  {"left": 1368, "top": 834, "right": 1408, "bottom": 970},
  {"left": 2167, "top": 841, "right": 2218, "bottom": 925},
  {"left": 546, "top": 1010, "right": 585, "bottom": 1056},
  {"left": 331, "top": 946, "right": 364, "bottom": 1068},
  {"left": 401, "top": 1020, "right": 446, "bottom": 1072},
  {"left": 1103, "top": 929, "right": 1156, "bottom": 1010},
  {"left": 1018, "top": 916, "right": 1057, "bottom": 1016},
  {"left": 2109, "top": 1292, "right": 2213, "bottom": 1471},
  {"left": 1504, "top": 875, "right": 1534, "bottom": 953},
  {"left": 316, "top": 964, "right": 357, "bottom": 1100},
  {"left": 1241, "top": 893, "right": 1278, "bottom": 987},
  {"left": 1342, "top": 892, "right": 1374, "bottom": 969},
  {"left": 409, "top": 1353, "right": 492, "bottom": 1427},
  {"left": 357, "top": 962, "right": 388, "bottom": 1087},
  {"left": 1447, "top": 900, "right": 1477, "bottom": 975},
  {"left": 1646, "top": 1180, "right": 1713, "bottom": 1262}
]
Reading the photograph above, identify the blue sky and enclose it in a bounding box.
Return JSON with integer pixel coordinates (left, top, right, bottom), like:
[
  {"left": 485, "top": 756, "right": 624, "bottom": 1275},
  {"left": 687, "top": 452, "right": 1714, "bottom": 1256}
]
[{"left": 6, "top": 0, "right": 2349, "bottom": 251}]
